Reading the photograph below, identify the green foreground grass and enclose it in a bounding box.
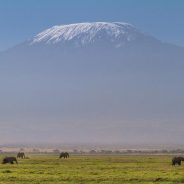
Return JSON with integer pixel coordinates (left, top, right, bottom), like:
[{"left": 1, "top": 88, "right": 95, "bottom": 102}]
[{"left": 0, "top": 154, "right": 183, "bottom": 184}]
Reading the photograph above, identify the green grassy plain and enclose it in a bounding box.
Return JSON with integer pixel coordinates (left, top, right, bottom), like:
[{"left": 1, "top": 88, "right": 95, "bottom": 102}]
[{"left": 0, "top": 154, "right": 183, "bottom": 184}]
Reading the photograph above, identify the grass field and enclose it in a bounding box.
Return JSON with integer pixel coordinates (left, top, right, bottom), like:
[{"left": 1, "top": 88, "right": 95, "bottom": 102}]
[{"left": 0, "top": 154, "right": 183, "bottom": 184}]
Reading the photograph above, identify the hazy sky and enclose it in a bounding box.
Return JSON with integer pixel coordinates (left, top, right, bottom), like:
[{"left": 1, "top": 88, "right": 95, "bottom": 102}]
[{"left": 0, "top": 0, "right": 184, "bottom": 51}]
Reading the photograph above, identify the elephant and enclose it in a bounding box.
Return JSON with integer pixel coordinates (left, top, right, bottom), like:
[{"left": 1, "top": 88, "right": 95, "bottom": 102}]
[
  {"left": 59, "top": 152, "right": 69, "bottom": 159},
  {"left": 172, "top": 157, "right": 184, "bottom": 165},
  {"left": 17, "top": 152, "right": 25, "bottom": 159},
  {"left": 2, "top": 157, "right": 18, "bottom": 164}
]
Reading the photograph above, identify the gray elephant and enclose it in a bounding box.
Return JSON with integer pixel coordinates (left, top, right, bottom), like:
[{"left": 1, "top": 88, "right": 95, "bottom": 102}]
[
  {"left": 172, "top": 157, "right": 184, "bottom": 165},
  {"left": 17, "top": 152, "right": 25, "bottom": 159},
  {"left": 2, "top": 157, "right": 18, "bottom": 164},
  {"left": 59, "top": 152, "right": 69, "bottom": 158}
]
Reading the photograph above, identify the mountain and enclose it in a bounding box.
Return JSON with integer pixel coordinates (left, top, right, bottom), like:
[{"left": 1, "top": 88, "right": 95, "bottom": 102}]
[
  {"left": 0, "top": 22, "right": 184, "bottom": 145},
  {"left": 1, "top": 22, "right": 184, "bottom": 73}
]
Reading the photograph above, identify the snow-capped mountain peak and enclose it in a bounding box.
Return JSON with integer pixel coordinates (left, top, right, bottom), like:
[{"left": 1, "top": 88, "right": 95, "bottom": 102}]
[{"left": 31, "top": 22, "right": 141, "bottom": 47}]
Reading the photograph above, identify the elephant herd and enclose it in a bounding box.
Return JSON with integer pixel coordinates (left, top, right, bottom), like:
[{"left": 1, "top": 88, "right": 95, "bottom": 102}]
[
  {"left": 1, "top": 153, "right": 184, "bottom": 166},
  {"left": 1, "top": 152, "right": 70, "bottom": 164}
]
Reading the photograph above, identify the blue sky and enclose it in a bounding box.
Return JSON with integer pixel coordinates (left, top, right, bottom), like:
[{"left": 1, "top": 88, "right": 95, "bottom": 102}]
[{"left": 0, "top": 0, "right": 184, "bottom": 51}]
